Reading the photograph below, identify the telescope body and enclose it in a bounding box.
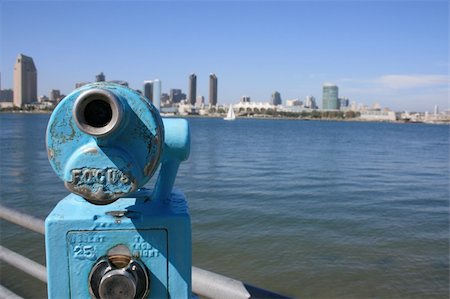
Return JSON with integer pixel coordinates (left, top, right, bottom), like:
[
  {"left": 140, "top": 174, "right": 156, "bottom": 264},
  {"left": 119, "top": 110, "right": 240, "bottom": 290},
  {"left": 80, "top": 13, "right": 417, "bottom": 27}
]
[{"left": 45, "top": 83, "right": 191, "bottom": 299}]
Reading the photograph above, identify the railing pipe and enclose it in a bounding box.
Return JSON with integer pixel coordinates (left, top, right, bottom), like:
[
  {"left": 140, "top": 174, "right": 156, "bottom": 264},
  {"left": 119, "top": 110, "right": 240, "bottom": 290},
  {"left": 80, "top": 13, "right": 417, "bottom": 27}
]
[
  {"left": 0, "top": 245, "right": 47, "bottom": 283},
  {"left": 0, "top": 284, "right": 24, "bottom": 299},
  {"left": 193, "top": 266, "right": 290, "bottom": 299},
  {"left": 0, "top": 205, "right": 45, "bottom": 235}
]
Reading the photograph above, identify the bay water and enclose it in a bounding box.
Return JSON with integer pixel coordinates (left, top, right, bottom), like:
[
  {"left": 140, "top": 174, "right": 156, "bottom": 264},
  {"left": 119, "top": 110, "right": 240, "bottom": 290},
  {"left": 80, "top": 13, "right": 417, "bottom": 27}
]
[{"left": 0, "top": 113, "right": 448, "bottom": 298}]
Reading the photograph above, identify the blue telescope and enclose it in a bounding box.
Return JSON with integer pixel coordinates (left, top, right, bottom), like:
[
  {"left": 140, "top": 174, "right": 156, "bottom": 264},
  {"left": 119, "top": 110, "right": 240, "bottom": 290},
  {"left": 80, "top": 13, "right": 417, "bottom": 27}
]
[{"left": 45, "top": 82, "right": 191, "bottom": 298}]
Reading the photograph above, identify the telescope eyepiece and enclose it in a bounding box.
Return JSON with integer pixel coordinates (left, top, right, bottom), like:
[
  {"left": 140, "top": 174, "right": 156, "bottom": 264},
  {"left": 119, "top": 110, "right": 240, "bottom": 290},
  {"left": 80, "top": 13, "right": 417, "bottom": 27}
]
[
  {"left": 73, "top": 89, "right": 123, "bottom": 137},
  {"left": 84, "top": 99, "right": 112, "bottom": 128}
]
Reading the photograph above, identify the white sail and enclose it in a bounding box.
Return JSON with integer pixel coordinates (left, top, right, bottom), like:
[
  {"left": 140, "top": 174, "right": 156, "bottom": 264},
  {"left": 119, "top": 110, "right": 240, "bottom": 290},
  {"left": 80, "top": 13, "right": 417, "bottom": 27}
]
[{"left": 224, "top": 104, "right": 236, "bottom": 120}]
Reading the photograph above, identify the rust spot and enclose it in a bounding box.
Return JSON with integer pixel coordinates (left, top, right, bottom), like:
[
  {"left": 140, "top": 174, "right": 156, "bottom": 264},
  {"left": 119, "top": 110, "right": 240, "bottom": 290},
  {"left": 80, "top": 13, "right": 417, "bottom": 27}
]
[{"left": 48, "top": 148, "right": 54, "bottom": 159}]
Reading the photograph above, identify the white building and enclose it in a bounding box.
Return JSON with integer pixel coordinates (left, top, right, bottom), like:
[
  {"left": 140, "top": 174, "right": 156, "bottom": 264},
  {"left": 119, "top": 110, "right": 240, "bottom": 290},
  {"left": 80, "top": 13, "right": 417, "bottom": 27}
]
[
  {"left": 286, "top": 99, "right": 302, "bottom": 106},
  {"left": 359, "top": 110, "right": 396, "bottom": 121}
]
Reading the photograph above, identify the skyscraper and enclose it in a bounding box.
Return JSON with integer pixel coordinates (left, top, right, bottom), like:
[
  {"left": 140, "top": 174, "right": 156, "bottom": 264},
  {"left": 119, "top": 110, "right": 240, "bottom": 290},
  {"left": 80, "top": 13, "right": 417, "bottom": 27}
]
[
  {"left": 304, "top": 95, "right": 317, "bottom": 109},
  {"left": 170, "top": 89, "right": 183, "bottom": 103},
  {"left": 322, "top": 83, "right": 339, "bottom": 110},
  {"left": 188, "top": 74, "right": 197, "bottom": 106},
  {"left": 209, "top": 73, "right": 218, "bottom": 106},
  {"left": 13, "top": 54, "right": 37, "bottom": 107},
  {"left": 241, "top": 96, "right": 251, "bottom": 103},
  {"left": 152, "top": 79, "right": 161, "bottom": 110},
  {"left": 196, "top": 95, "right": 205, "bottom": 107},
  {"left": 49, "top": 89, "right": 61, "bottom": 102},
  {"left": 338, "top": 97, "right": 349, "bottom": 109},
  {"left": 271, "top": 91, "right": 282, "bottom": 105},
  {"left": 143, "top": 81, "right": 153, "bottom": 103}
]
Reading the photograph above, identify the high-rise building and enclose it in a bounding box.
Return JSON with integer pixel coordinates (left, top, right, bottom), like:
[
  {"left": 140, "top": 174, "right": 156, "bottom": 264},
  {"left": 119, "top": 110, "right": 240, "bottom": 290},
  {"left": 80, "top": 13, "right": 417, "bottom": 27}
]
[
  {"left": 160, "top": 93, "right": 170, "bottom": 104},
  {"left": 196, "top": 95, "right": 205, "bottom": 107},
  {"left": 170, "top": 89, "right": 183, "bottom": 103},
  {"left": 143, "top": 81, "right": 153, "bottom": 103},
  {"left": 339, "top": 97, "right": 349, "bottom": 109},
  {"left": 209, "top": 73, "right": 218, "bottom": 106},
  {"left": 96, "top": 72, "right": 105, "bottom": 82},
  {"left": 152, "top": 79, "right": 161, "bottom": 110},
  {"left": 0, "top": 89, "right": 13, "bottom": 102},
  {"left": 241, "top": 96, "right": 251, "bottom": 103},
  {"left": 13, "top": 54, "right": 37, "bottom": 107},
  {"left": 188, "top": 74, "right": 197, "bottom": 106},
  {"left": 322, "top": 83, "right": 339, "bottom": 110},
  {"left": 304, "top": 95, "right": 317, "bottom": 109},
  {"left": 271, "top": 91, "right": 282, "bottom": 106},
  {"left": 49, "top": 89, "right": 61, "bottom": 102}
]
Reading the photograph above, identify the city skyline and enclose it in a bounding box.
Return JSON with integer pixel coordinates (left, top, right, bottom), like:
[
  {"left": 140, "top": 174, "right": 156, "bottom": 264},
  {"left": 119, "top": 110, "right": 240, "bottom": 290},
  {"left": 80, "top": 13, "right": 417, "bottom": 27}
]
[{"left": 1, "top": 1, "right": 448, "bottom": 111}]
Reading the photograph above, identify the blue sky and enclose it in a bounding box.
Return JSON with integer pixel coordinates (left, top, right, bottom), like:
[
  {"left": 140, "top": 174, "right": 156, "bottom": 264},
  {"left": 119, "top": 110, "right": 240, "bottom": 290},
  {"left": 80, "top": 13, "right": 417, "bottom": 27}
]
[{"left": 1, "top": 0, "right": 448, "bottom": 111}]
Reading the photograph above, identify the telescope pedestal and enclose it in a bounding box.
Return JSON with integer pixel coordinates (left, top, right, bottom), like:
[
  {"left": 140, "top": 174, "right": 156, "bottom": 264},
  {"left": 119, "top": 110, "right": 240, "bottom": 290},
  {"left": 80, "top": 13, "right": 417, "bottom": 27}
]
[{"left": 45, "top": 190, "right": 191, "bottom": 299}]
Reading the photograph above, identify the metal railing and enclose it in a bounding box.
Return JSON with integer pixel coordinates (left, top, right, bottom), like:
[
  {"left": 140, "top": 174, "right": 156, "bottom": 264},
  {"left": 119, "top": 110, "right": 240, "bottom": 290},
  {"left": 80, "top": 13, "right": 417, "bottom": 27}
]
[{"left": 0, "top": 204, "right": 290, "bottom": 299}]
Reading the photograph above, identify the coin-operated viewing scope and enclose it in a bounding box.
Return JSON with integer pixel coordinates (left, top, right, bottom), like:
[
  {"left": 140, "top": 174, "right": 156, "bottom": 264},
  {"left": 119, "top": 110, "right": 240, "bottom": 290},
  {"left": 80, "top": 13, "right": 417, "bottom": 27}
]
[{"left": 45, "top": 82, "right": 191, "bottom": 298}]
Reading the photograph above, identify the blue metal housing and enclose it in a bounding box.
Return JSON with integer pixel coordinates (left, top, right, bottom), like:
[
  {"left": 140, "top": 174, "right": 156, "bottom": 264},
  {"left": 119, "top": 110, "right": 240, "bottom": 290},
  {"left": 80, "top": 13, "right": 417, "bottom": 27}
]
[{"left": 45, "top": 191, "right": 191, "bottom": 298}]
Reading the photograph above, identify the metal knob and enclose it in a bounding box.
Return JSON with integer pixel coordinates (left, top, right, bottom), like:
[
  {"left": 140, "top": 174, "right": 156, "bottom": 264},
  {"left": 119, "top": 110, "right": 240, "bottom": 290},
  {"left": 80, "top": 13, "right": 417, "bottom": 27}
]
[
  {"left": 89, "top": 256, "right": 150, "bottom": 299},
  {"left": 99, "top": 269, "right": 137, "bottom": 299}
]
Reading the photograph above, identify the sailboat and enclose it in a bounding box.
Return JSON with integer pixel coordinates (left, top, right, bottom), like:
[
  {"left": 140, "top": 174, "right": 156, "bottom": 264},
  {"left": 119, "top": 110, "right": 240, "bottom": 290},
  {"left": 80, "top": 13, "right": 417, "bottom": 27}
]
[{"left": 224, "top": 104, "right": 236, "bottom": 121}]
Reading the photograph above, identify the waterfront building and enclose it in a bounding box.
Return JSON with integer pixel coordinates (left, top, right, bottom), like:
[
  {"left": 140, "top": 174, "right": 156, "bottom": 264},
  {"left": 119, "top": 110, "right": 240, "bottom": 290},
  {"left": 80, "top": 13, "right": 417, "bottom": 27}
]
[
  {"left": 322, "top": 83, "right": 339, "bottom": 110},
  {"left": 143, "top": 80, "right": 153, "bottom": 103},
  {"left": 0, "top": 89, "right": 13, "bottom": 102},
  {"left": 286, "top": 99, "right": 302, "bottom": 106},
  {"left": 209, "top": 73, "right": 218, "bottom": 106},
  {"left": 234, "top": 101, "right": 275, "bottom": 113},
  {"left": 49, "top": 89, "right": 61, "bottom": 102},
  {"left": 271, "top": 91, "right": 282, "bottom": 106},
  {"left": 338, "top": 97, "right": 349, "bottom": 110},
  {"left": 152, "top": 79, "right": 161, "bottom": 110},
  {"left": 241, "top": 96, "right": 251, "bottom": 103},
  {"left": 359, "top": 110, "right": 396, "bottom": 121},
  {"left": 189, "top": 74, "right": 197, "bottom": 106},
  {"left": 96, "top": 72, "right": 105, "bottom": 82},
  {"left": 13, "top": 54, "right": 37, "bottom": 107},
  {"left": 38, "top": 95, "right": 49, "bottom": 102},
  {"left": 160, "top": 93, "right": 170, "bottom": 104},
  {"left": 304, "top": 95, "right": 318, "bottom": 109},
  {"left": 196, "top": 95, "right": 205, "bottom": 107},
  {"left": 170, "top": 89, "right": 184, "bottom": 103}
]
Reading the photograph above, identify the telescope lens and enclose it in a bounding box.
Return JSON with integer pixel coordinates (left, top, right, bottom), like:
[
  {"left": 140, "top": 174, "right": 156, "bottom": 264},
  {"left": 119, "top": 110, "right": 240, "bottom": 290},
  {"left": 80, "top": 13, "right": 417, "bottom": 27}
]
[
  {"left": 73, "top": 88, "right": 123, "bottom": 137},
  {"left": 84, "top": 99, "right": 113, "bottom": 128}
]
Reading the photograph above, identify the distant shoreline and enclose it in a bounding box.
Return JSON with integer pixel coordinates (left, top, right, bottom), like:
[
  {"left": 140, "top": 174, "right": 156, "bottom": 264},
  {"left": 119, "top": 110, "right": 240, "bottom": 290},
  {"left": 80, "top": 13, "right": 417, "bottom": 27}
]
[{"left": 2, "top": 110, "right": 448, "bottom": 125}]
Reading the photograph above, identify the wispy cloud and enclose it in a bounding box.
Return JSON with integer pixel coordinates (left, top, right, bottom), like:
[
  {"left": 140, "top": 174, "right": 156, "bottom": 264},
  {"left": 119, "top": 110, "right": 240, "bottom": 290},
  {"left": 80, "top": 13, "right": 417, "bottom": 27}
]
[
  {"left": 376, "top": 74, "right": 449, "bottom": 89},
  {"left": 334, "top": 74, "right": 449, "bottom": 111}
]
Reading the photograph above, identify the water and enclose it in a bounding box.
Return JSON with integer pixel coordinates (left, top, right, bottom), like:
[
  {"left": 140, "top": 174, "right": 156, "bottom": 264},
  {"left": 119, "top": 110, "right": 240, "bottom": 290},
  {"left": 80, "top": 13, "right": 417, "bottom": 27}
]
[{"left": 0, "top": 113, "right": 449, "bottom": 298}]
